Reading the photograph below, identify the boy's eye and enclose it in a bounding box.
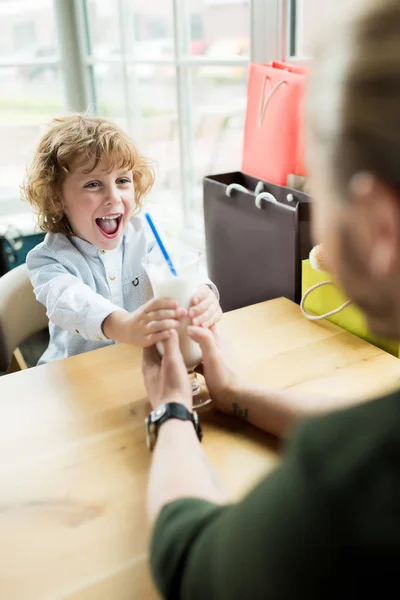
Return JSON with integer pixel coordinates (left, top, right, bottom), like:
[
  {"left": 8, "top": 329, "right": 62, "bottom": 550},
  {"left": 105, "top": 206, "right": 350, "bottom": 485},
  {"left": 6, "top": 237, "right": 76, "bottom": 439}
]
[
  {"left": 84, "top": 181, "right": 101, "bottom": 189},
  {"left": 117, "top": 177, "right": 131, "bottom": 185}
]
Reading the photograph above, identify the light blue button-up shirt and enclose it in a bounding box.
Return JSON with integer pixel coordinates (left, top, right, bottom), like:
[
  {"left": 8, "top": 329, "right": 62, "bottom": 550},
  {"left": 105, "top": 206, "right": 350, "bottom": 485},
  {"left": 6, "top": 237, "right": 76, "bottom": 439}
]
[
  {"left": 27, "top": 217, "right": 218, "bottom": 365},
  {"left": 27, "top": 217, "right": 154, "bottom": 364}
]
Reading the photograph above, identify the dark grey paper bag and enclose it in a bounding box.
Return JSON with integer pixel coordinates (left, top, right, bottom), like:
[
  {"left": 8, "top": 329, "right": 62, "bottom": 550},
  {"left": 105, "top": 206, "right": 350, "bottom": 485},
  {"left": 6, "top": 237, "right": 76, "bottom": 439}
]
[{"left": 203, "top": 172, "right": 312, "bottom": 312}]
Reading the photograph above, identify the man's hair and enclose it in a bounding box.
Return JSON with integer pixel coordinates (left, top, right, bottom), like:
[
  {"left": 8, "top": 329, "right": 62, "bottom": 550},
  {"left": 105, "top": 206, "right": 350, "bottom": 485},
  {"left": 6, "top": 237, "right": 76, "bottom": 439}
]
[
  {"left": 22, "top": 114, "right": 155, "bottom": 235},
  {"left": 308, "top": 0, "right": 400, "bottom": 198}
]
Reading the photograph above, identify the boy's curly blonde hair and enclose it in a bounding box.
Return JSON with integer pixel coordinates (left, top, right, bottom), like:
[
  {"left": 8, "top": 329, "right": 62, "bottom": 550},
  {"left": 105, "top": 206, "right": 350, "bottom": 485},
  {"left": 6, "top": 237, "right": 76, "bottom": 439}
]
[{"left": 22, "top": 114, "right": 155, "bottom": 235}]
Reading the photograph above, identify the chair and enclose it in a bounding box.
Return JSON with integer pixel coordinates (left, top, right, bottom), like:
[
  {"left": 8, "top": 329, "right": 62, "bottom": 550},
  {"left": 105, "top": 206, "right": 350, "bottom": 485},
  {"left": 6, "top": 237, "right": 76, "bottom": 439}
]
[{"left": 0, "top": 264, "right": 48, "bottom": 373}]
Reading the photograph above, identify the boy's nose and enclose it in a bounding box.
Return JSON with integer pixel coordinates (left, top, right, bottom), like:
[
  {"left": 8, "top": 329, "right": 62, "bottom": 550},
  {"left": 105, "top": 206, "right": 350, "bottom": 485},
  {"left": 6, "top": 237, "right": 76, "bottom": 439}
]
[{"left": 104, "top": 185, "right": 121, "bottom": 206}]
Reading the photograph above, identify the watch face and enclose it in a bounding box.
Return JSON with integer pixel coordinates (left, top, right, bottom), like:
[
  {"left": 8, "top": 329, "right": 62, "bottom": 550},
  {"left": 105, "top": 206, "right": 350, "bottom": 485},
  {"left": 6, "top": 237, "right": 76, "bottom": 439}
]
[
  {"left": 151, "top": 405, "right": 167, "bottom": 423},
  {"left": 146, "top": 405, "right": 169, "bottom": 451},
  {"left": 146, "top": 403, "right": 201, "bottom": 450}
]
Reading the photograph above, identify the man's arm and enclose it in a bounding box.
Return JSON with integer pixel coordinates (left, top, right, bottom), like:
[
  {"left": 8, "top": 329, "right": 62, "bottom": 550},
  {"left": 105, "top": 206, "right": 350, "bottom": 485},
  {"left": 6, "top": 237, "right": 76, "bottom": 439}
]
[
  {"left": 143, "top": 333, "right": 227, "bottom": 524},
  {"left": 147, "top": 419, "right": 226, "bottom": 525},
  {"left": 143, "top": 330, "right": 341, "bottom": 599},
  {"left": 150, "top": 419, "right": 338, "bottom": 600},
  {"left": 188, "top": 326, "right": 363, "bottom": 438},
  {"left": 210, "top": 381, "right": 364, "bottom": 437}
]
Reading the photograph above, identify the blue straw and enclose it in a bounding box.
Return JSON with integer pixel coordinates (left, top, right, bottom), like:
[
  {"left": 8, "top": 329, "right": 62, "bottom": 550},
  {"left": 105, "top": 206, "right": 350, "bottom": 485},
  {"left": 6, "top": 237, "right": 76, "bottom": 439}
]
[{"left": 145, "top": 213, "right": 178, "bottom": 277}]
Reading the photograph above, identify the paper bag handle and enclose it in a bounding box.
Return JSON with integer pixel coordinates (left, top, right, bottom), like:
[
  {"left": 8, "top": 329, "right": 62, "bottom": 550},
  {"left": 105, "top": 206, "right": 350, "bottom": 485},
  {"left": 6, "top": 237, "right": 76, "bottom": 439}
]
[
  {"left": 255, "top": 182, "right": 295, "bottom": 203},
  {"left": 254, "top": 181, "right": 264, "bottom": 195},
  {"left": 255, "top": 192, "right": 278, "bottom": 209},
  {"left": 225, "top": 182, "right": 265, "bottom": 197},
  {"left": 300, "top": 281, "right": 352, "bottom": 321},
  {"left": 258, "top": 77, "right": 288, "bottom": 127},
  {"left": 225, "top": 183, "right": 252, "bottom": 197}
]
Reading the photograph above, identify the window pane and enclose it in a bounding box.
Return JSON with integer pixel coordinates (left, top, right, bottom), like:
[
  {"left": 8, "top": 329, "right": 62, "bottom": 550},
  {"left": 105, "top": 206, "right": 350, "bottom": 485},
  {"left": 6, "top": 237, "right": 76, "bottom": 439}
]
[
  {"left": 0, "top": 0, "right": 62, "bottom": 211},
  {"left": 85, "top": 0, "right": 175, "bottom": 60},
  {"left": 187, "top": 66, "right": 247, "bottom": 218},
  {"left": 0, "top": 0, "right": 58, "bottom": 60},
  {"left": 0, "top": 66, "right": 64, "bottom": 208},
  {"left": 127, "top": 66, "right": 183, "bottom": 227},
  {"left": 293, "top": 0, "right": 357, "bottom": 57},
  {"left": 84, "top": 0, "right": 121, "bottom": 58},
  {"left": 124, "top": 0, "right": 174, "bottom": 58},
  {"left": 92, "top": 63, "right": 127, "bottom": 128},
  {"left": 187, "top": 0, "right": 250, "bottom": 58}
]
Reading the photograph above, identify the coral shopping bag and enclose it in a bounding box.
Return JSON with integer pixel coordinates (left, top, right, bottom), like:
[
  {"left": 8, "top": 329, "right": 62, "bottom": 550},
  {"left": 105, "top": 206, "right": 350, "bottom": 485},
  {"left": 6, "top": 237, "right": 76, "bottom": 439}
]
[{"left": 242, "top": 61, "right": 308, "bottom": 186}]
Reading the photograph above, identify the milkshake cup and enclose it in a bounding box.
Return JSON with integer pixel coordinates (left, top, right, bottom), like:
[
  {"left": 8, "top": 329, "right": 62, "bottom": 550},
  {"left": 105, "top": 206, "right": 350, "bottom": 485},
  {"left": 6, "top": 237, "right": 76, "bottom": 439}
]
[{"left": 142, "top": 246, "right": 203, "bottom": 371}]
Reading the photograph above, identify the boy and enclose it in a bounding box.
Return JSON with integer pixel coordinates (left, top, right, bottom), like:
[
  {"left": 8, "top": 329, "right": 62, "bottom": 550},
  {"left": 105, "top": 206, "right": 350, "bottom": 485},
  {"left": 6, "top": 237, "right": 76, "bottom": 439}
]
[{"left": 24, "top": 114, "right": 221, "bottom": 364}]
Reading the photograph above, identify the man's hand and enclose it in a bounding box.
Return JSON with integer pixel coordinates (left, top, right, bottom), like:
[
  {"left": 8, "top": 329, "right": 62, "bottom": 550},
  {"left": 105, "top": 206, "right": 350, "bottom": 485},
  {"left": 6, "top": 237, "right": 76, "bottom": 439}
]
[
  {"left": 103, "top": 299, "right": 186, "bottom": 347},
  {"left": 188, "top": 285, "right": 223, "bottom": 329},
  {"left": 142, "top": 329, "right": 192, "bottom": 410},
  {"left": 187, "top": 325, "right": 240, "bottom": 413}
]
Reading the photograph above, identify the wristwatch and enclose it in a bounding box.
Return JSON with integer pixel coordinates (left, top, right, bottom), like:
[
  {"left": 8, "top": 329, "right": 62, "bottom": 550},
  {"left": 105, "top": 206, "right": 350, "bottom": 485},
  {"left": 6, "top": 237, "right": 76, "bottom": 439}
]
[{"left": 145, "top": 402, "right": 203, "bottom": 451}]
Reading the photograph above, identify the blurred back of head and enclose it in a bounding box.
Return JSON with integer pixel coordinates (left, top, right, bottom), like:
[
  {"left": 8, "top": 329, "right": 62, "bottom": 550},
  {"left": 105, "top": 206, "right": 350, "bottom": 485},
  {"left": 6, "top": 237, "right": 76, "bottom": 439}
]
[{"left": 308, "top": 0, "right": 400, "bottom": 196}]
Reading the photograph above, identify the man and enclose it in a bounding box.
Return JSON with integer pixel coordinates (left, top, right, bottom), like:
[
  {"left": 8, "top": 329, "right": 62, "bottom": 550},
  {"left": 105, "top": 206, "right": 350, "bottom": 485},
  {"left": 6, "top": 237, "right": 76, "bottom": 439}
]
[{"left": 143, "top": 0, "right": 400, "bottom": 597}]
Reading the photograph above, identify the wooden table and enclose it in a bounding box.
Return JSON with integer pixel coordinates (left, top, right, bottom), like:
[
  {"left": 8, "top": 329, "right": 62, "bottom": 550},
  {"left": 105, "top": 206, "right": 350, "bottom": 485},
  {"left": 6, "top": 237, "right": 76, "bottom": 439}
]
[{"left": 1, "top": 298, "right": 400, "bottom": 599}]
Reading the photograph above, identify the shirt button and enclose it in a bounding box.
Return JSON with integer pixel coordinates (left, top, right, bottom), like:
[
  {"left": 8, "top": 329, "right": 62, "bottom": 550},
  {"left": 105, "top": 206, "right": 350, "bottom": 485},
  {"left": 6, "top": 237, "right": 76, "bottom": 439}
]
[
  {"left": 109, "top": 274, "right": 116, "bottom": 281},
  {"left": 75, "top": 329, "right": 80, "bottom": 334},
  {"left": 133, "top": 278, "right": 139, "bottom": 287},
  {"left": 100, "top": 249, "right": 106, "bottom": 254}
]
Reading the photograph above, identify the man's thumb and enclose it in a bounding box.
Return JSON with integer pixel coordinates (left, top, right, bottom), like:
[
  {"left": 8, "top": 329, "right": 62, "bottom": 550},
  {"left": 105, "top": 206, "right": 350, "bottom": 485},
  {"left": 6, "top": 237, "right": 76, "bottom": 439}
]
[
  {"left": 187, "top": 326, "right": 219, "bottom": 360},
  {"left": 162, "top": 329, "right": 181, "bottom": 356}
]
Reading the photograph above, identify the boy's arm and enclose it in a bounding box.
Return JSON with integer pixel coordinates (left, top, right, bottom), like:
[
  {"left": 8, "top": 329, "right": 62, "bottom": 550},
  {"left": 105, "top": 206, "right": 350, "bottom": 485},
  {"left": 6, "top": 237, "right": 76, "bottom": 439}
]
[{"left": 27, "top": 250, "right": 124, "bottom": 342}]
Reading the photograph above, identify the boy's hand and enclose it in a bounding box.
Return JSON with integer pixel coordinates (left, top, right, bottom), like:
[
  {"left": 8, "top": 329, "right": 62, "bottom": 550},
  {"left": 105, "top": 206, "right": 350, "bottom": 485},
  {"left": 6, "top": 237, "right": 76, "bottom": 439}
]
[
  {"left": 103, "top": 298, "right": 186, "bottom": 347},
  {"left": 188, "top": 285, "right": 222, "bottom": 329}
]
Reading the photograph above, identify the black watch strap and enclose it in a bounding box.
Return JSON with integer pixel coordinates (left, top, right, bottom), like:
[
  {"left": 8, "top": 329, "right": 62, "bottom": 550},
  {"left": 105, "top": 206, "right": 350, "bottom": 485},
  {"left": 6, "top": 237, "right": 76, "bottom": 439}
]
[{"left": 146, "top": 402, "right": 203, "bottom": 451}]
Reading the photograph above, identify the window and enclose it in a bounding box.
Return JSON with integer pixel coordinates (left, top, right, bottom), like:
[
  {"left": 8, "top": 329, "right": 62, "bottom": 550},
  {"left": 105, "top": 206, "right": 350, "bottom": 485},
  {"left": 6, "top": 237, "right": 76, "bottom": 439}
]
[
  {"left": 0, "top": 0, "right": 62, "bottom": 216},
  {"left": 80, "top": 0, "right": 251, "bottom": 233},
  {"left": 0, "top": 0, "right": 283, "bottom": 241},
  {"left": 190, "top": 14, "right": 204, "bottom": 41},
  {"left": 288, "top": 0, "right": 354, "bottom": 59},
  {"left": 14, "top": 21, "right": 36, "bottom": 53}
]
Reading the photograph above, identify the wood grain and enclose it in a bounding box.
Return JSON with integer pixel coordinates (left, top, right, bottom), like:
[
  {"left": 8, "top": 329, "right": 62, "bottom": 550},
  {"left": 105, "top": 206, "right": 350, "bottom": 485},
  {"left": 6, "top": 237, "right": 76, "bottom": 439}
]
[{"left": 1, "top": 298, "right": 399, "bottom": 599}]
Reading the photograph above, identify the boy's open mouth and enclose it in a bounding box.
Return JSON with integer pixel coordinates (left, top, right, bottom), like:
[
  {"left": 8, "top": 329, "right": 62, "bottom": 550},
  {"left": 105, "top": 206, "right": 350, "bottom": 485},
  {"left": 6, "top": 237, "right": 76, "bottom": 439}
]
[{"left": 95, "top": 214, "right": 123, "bottom": 239}]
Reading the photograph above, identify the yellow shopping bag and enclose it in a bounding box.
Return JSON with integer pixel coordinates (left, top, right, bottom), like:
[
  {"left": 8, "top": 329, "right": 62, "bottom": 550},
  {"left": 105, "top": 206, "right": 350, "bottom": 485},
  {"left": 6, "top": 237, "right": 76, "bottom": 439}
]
[{"left": 301, "top": 259, "right": 400, "bottom": 357}]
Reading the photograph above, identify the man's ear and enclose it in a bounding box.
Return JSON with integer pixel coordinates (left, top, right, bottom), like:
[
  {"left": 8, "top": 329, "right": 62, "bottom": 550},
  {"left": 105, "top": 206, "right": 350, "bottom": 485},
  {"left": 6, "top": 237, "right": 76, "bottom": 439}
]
[{"left": 349, "top": 172, "right": 400, "bottom": 277}]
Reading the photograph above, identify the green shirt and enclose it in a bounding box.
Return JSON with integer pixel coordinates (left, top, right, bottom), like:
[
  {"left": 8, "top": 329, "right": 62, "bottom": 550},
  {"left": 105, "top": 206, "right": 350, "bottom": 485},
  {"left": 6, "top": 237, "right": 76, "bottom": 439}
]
[{"left": 150, "top": 390, "right": 400, "bottom": 599}]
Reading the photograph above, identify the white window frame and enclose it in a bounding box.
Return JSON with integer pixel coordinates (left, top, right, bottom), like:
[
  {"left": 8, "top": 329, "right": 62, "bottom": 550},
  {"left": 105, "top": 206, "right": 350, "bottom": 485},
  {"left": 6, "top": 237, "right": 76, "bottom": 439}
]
[{"left": 283, "top": 0, "right": 314, "bottom": 64}]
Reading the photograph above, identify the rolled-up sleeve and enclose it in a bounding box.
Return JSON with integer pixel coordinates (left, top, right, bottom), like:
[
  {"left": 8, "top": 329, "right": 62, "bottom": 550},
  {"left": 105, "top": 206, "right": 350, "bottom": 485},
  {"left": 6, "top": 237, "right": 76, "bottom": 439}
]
[{"left": 27, "top": 249, "right": 122, "bottom": 341}]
